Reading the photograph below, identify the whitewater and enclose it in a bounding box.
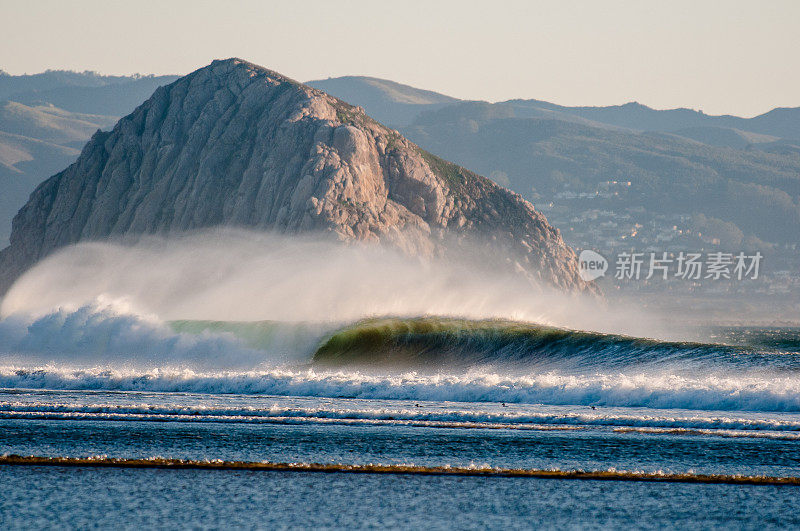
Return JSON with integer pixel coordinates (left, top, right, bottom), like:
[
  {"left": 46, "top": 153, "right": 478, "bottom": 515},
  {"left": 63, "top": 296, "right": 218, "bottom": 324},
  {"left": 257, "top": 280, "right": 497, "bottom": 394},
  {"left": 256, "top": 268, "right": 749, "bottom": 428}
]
[
  {"left": 2, "top": 230, "right": 799, "bottom": 496},
  {"left": 0, "top": 295, "right": 798, "bottom": 413}
]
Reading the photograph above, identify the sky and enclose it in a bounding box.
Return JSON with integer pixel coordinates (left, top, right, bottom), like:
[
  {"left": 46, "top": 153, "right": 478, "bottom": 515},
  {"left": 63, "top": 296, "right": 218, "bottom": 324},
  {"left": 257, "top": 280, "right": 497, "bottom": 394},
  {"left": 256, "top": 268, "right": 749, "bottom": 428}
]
[{"left": 1, "top": 0, "right": 798, "bottom": 117}]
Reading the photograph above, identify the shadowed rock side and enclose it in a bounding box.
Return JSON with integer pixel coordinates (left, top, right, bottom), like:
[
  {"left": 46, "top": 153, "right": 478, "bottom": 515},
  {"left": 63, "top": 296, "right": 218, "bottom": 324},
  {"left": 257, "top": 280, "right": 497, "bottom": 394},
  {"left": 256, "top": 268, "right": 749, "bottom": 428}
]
[{"left": 0, "top": 58, "right": 591, "bottom": 295}]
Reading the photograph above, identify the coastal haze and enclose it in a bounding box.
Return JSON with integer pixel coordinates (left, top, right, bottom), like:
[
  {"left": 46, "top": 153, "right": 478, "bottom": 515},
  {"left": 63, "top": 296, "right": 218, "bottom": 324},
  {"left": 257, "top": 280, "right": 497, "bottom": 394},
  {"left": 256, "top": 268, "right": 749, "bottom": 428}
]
[{"left": 1, "top": 2, "right": 799, "bottom": 528}]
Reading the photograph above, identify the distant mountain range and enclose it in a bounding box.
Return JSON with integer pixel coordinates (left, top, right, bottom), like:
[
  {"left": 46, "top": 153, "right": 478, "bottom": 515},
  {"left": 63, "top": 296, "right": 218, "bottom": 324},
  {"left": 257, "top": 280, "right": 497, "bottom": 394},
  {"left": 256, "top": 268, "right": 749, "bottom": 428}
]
[
  {"left": 1, "top": 68, "right": 798, "bottom": 262},
  {"left": 310, "top": 75, "right": 800, "bottom": 143},
  {"left": 503, "top": 99, "right": 800, "bottom": 142},
  {"left": 0, "top": 101, "right": 119, "bottom": 242},
  {"left": 0, "top": 70, "right": 179, "bottom": 243},
  {"left": 401, "top": 101, "right": 800, "bottom": 248},
  {"left": 307, "top": 76, "right": 459, "bottom": 127},
  {"left": 0, "top": 69, "right": 180, "bottom": 116},
  {"left": 313, "top": 76, "right": 800, "bottom": 257}
]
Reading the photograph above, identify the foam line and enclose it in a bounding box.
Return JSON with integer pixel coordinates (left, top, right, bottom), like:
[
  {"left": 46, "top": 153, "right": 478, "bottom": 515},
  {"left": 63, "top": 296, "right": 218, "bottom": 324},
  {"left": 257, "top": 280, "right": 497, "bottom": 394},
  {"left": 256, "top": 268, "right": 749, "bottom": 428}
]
[
  {"left": 4, "top": 365, "right": 800, "bottom": 412},
  {"left": 2, "top": 399, "right": 800, "bottom": 432},
  {"left": 2, "top": 455, "right": 798, "bottom": 486}
]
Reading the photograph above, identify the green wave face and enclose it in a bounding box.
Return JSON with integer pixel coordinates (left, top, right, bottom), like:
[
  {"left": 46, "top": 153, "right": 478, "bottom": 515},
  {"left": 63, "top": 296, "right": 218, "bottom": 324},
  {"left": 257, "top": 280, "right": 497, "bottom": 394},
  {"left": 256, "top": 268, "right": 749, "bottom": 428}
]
[
  {"left": 168, "top": 317, "right": 800, "bottom": 371},
  {"left": 311, "top": 317, "right": 800, "bottom": 370},
  {"left": 312, "top": 317, "right": 642, "bottom": 368}
]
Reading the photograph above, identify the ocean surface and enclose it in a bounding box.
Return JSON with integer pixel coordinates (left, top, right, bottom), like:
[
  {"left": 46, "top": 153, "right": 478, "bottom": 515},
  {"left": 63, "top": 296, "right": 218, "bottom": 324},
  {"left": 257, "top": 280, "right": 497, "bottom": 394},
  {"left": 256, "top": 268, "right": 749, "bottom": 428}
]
[{"left": 1, "top": 303, "right": 799, "bottom": 528}]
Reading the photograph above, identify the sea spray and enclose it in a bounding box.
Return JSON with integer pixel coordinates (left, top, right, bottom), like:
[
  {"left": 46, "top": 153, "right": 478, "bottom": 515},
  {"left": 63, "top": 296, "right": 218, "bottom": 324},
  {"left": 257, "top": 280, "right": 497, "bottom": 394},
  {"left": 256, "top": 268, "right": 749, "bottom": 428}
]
[
  {"left": 1, "top": 302, "right": 800, "bottom": 412},
  {"left": 0, "top": 230, "right": 672, "bottom": 339},
  {"left": 0, "top": 300, "right": 329, "bottom": 370}
]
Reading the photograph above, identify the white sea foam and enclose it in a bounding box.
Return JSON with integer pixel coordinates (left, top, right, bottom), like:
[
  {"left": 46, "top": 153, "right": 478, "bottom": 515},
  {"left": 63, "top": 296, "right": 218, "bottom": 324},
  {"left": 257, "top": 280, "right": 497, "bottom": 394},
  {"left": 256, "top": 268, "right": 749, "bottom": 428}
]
[
  {"left": 2, "top": 396, "right": 800, "bottom": 435},
  {"left": 0, "top": 297, "right": 797, "bottom": 414},
  {"left": 2, "top": 363, "right": 800, "bottom": 413},
  {"left": 0, "top": 299, "right": 324, "bottom": 369}
]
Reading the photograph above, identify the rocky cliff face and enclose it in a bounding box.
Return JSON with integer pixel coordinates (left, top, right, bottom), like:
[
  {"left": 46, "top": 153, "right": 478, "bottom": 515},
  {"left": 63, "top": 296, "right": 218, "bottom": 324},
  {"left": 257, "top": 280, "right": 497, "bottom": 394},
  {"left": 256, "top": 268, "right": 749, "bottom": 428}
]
[{"left": 0, "top": 59, "right": 590, "bottom": 295}]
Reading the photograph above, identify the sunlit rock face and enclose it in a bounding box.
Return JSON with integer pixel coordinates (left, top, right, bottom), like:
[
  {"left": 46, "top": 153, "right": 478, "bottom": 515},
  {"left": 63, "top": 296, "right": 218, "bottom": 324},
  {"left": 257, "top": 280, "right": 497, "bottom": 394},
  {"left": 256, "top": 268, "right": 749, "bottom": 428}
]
[{"left": 0, "top": 58, "right": 591, "bottom": 295}]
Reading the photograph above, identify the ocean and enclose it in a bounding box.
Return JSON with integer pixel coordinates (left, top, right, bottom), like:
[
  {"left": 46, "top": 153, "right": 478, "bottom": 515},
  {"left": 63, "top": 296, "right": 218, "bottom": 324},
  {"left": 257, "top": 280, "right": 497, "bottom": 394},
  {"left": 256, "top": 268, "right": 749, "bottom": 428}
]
[{"left": 1, "top": 302, "right": 800, "bottom": 528}]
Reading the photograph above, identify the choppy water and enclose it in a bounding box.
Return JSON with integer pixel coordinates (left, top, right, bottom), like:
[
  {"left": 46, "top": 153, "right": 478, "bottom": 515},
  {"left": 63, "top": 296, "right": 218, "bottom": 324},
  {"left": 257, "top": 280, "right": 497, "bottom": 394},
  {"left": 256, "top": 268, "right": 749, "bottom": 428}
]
[
  {"left": 4, "top": 466, "right": 799, "bottom": 529},
  {"left": 1, "top": 303, "right": 800, "bottom": 527}
]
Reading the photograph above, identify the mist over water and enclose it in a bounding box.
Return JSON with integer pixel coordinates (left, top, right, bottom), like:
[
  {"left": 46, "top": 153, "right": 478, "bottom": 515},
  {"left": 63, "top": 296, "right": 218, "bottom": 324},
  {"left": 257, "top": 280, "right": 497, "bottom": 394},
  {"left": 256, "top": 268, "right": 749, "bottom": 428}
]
[
  {"left": 0, "top": 229, "right": 798, "bottom": 414},
  {"left": 0, "top": 229, "right": 663, "bottom": 335}
]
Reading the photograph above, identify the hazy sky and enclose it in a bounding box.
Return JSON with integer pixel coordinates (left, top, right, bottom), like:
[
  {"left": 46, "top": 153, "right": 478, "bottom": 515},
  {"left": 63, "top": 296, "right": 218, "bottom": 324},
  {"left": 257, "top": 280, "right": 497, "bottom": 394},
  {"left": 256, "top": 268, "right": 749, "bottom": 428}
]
[{"left": 2, "top": 0, "right": 798, "bottom": 117}]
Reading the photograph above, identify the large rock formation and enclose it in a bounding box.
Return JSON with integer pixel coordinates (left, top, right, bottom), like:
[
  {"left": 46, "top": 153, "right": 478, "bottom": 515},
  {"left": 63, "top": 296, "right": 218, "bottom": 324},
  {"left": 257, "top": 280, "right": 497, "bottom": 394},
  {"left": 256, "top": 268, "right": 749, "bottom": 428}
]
[{"left": 0, "top": 59, "right": 590, "bottom": 295}]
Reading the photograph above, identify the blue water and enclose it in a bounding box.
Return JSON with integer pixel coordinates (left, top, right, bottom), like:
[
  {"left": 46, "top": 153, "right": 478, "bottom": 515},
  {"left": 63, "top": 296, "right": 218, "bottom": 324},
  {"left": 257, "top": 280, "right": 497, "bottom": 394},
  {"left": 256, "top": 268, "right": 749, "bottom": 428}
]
[
  {"left": 1, "top": 389, "right": 800, "bottom": 528},
  {"left": 1, "top": 305, "right": 800, "bottom": 528},
  {"left": 2, "top": 391, "right": 800, "bottom": 476},
  {"left": 3, "top": 466, "right": 799, "bottom": 529}
]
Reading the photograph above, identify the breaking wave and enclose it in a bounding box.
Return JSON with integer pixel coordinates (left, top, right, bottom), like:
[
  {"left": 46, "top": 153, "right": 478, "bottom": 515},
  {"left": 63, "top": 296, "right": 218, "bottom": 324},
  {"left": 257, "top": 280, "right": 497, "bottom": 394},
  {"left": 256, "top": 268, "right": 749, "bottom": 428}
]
[
  {"left": 312, "top": 317, "right": 800, "bottom": 370},
  {"left": 1, "top": 301, "right": 799, "bottom": 413},
  {"left": 2, "top": 364, "right": 800, "bottom": 413},
  {"left": 0, "top": 299, "right": 328, "bottom": 370}
]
